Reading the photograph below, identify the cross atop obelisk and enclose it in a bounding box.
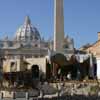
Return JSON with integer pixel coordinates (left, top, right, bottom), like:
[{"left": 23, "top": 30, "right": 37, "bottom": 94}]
[{"left": 54, "top": 0, "right": 64, "bottom": 53}]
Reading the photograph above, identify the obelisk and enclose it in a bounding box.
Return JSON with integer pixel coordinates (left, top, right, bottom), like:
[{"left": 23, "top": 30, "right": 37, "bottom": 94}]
[{"left": 54, "top": 0, "right": 64, "bottom": 53}]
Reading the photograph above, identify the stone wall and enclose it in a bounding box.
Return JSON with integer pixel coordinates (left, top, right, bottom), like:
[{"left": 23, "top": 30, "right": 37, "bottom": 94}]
[{"left": 3, "top": 57, "right": 47, "bottom": 74}]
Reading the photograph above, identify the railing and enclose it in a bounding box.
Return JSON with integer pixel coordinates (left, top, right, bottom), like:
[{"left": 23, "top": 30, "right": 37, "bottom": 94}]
[{"left": 1, "top": 93, "right": 100, "bottom": 100}]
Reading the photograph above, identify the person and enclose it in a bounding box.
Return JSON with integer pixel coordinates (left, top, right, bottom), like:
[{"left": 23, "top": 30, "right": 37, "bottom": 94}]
[
  {"left": 0, "top": 70, "right": 3, "bottom": 87},
  {"left": 57, "top": 68, "right": 61, "bottom": 79}
]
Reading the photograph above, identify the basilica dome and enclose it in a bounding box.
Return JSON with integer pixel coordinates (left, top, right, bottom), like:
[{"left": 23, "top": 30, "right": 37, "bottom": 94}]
[{"left": 15, "top": 16, "right": 41, "bottom": 41}]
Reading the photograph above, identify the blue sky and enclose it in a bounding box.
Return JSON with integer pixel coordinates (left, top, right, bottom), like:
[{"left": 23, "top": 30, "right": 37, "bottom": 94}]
[{"left": 0, "top": 0, "right": 100, "bottom": 48}]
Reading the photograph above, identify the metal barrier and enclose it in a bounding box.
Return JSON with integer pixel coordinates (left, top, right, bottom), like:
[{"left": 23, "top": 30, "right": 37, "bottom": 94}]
[
  {"left": 25, "top": 92, "right": 29, "bottom": 100},
  {"left": 13, "top": 92, "right": 16, "bottom": 99},
  {"left": 0, "top": 92, "right": 3, "bottom": 99}
]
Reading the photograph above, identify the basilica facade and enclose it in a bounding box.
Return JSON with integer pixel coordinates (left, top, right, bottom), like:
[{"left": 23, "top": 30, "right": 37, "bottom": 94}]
[{"left": 0, "top": 16, "right": 74, "bottom": 73}]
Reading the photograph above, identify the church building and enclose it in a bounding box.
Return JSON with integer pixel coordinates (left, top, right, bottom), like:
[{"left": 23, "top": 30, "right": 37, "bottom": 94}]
[{"left": 0, "top": 0, "right": 79, "bottom": 81}]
